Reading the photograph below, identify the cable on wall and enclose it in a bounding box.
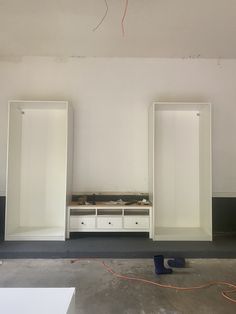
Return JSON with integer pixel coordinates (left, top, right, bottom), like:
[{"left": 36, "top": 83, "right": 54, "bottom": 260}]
[
  {"left": 93, "top": 0, "right": 109, "bottom": 32},
  {"left": 93, "top": 0, "right": 129, "bottom": 36},
  {"left": 121, "top": 0, "right": 129, "bottom": 36}
]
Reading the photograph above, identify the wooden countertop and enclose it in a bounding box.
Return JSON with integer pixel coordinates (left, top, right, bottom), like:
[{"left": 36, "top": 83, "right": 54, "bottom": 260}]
[{"left": 68, "top": 201, "right": 152, "bottom": 208}]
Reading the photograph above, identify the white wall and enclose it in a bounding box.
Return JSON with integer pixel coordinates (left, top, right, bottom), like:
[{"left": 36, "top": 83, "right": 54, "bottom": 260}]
[{"left": 0, "top": 57, "right": 236, "bottom": 194}]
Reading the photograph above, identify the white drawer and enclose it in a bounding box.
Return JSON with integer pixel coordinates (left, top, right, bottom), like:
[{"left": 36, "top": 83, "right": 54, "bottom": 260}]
[
  {"left": 124, "top": 216, "right": 149, "bottom": 229},
  {"left": 70, "top": 216, "right": 96, "bottom": 230},
  {"left": 97, "top": 217, "right": 122, "bottom": 229}
]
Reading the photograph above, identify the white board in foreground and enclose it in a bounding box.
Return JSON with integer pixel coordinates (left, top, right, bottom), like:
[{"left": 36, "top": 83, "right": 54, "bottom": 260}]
[{"left": 0, "top": 288, "right": 75, "bottom": 314}]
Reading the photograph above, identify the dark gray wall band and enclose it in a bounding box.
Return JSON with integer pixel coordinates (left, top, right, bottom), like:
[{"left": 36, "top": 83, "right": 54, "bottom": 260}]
[
  {"left": 212, "top": 198, "right": 236, "bottom": 233},
  {"left": 0, "top": 196, "right": 236, "bottom": 238}
]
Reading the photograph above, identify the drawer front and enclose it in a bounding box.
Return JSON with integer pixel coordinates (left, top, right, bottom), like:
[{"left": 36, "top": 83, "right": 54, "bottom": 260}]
[
  {"left": 124, "top": 216, "right": 149, "bottom": 229},
  {"left": 97, "top": 217, "right": 122, "bottom": 229},
  {"left": 70, "top": 216, "right": 96, "bottom": 230}
]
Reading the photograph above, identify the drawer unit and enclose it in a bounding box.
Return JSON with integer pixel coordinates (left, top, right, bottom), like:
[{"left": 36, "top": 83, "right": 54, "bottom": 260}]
[
  {"left": 67, "top": 205, "right": 152, "bottom": 239},
  {"left": 97, "top": 217, "right": 122, "bottom": 229},
  {"left": 124, "top": 216, "right": 149, "bottom": 229},
  {"left": 70, "top": 216, "right": 96, "bottom": 230}
]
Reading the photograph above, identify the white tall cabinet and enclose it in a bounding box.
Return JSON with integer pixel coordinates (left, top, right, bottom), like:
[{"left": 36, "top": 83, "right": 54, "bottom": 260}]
[
  {"left": 149, "top": 102, "right": 212, "bottom": 241},
  {"left": 5, "top": 101, "right": 73, "bottom": 241}
]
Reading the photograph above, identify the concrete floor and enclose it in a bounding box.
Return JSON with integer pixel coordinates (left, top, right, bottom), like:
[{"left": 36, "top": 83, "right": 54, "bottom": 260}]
[{"left": 0, "top": 259, "right": 235, "bottom": 314}]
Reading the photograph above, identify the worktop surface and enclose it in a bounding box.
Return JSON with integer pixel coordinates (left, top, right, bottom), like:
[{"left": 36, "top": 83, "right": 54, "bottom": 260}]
[{"left": 68, "top": 201, "right": 152, "bottom": 208}]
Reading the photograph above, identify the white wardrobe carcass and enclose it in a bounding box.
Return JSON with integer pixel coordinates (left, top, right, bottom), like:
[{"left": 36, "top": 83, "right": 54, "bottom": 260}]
[
  {"left": 149, "top": 102, "right": 212, "bottom": 241},
  {"left": 5, "top": 101, "right": 73, "bottom": 241}
]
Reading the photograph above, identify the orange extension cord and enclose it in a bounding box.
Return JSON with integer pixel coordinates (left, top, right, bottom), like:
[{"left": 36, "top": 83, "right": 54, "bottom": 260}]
[{"left": 71, "top": 259, "right": 236, "bottom": 304}]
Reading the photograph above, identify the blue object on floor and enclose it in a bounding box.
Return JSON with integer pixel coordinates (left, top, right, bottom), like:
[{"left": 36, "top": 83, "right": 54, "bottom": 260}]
[
  {"left": 167, "top": 257, "right": 186, "bottom": 268},
  {"left": 153, "top": 255, "right": 172, "bottom": 274}
]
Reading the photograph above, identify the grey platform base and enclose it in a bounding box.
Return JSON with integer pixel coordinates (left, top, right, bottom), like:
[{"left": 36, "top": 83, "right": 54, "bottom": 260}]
[{"left": 0, "top": 234, "right": 235, "bottom": 259}]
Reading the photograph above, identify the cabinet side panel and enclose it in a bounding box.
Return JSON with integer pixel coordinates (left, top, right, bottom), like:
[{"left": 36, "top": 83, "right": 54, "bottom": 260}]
[
  {"left": 6, "top": 105, "right": 22, "bottom": 235},
  {"left": 66, "top": 104, "right": 73, "bottom": 204},
  {"left": 199, "top": 105, "right": 212, "bottom": 237},
  {"left": 148, "top": 104, "right": 155, "bottom": 235}
]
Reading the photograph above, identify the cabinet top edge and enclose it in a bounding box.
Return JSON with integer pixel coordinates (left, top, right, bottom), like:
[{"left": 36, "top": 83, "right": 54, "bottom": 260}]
[
  {"left": 8, "top": 100, "right": 71, "bottom": 111},
  {"left": 68, "top": 205, "right": 152, "bottom": 209},
  {"left": 152, "top": 101, "right": 211, "bottom": 106},
  {"left": 8, "top": 100, "right": 69, "bottom": 104},
  {"left": 151, "top": 102, "right": 211, "bottom": 112}
]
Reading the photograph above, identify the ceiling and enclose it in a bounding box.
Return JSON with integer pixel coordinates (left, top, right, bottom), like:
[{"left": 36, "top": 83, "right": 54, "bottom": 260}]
[{"left": 0, "top": 0, "right": 236, "bottom": 58}]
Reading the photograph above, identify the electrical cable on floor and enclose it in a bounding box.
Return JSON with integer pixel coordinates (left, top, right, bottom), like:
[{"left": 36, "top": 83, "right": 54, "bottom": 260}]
[{"left": 70, "top": 259, "right": 236, "bottom": 304}]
